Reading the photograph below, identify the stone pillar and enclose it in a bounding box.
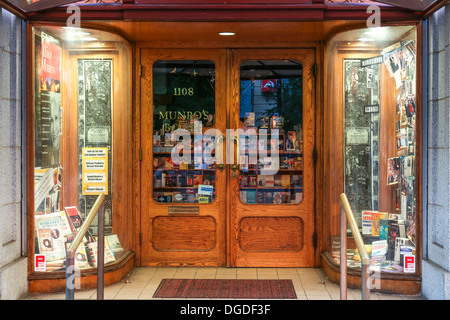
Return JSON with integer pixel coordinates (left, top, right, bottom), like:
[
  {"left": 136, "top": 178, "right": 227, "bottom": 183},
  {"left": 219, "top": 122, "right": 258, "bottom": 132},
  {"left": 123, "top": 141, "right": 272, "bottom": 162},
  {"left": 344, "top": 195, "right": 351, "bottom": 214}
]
[
  {"left": 0, "top": 8, "right": 28, "bottom": 300},
  {"left": 422, "top": 4, "right": 450, "bottom": 300}
]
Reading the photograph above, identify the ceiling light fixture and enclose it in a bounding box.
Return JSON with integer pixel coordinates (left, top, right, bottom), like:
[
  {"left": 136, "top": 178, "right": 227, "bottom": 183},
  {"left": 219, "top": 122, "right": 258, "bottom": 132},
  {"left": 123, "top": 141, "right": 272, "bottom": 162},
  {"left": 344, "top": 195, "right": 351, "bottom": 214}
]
[{"left": 219, "top": 32, "right": 235, "bottom": 36}]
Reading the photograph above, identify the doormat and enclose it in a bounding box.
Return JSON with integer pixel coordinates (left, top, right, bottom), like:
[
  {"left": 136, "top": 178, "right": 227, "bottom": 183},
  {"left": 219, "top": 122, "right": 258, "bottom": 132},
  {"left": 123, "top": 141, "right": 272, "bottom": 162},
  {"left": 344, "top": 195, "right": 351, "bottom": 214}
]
[{"left": 153, "top": 279, "right": 297, "bottom": 299}]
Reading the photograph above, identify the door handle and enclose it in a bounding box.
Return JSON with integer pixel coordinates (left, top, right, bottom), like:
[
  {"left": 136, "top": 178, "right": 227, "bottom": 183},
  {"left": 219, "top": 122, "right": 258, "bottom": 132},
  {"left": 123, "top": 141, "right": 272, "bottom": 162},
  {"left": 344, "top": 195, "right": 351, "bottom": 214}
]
[
  {"left": 217, "top": 164, "right": 226, "bottom": 172},
  {"left": 231, "top": 135, "right": 240, "bottom": 178}
]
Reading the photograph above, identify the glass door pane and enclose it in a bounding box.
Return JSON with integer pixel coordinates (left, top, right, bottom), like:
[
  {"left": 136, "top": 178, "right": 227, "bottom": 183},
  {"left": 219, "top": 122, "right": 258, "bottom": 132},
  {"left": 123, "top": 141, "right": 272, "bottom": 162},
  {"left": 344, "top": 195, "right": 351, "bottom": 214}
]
[
  {"left": 238, "top": 60, "right": 303, "bottom": 205},
  {"left": 152, "top": 60, "right": 217, "bottom": 204}
]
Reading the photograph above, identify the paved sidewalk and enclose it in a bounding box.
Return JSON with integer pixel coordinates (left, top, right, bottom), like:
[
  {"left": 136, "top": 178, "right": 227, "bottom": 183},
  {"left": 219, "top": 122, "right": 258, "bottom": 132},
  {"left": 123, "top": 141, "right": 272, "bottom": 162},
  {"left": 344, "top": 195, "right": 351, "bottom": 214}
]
[{"left": 23, "top": 267, "right": 423, "bottom": 300}]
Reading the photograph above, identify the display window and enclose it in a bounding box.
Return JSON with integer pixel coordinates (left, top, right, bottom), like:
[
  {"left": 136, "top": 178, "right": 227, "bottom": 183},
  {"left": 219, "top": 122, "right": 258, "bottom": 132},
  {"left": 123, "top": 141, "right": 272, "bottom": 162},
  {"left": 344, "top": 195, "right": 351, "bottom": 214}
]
[
  {"left": 31, "top": 25, "right": 132, "bottom": 273},
  {"left": 325, "top": 25, "right": 419, "bottom": 275}
]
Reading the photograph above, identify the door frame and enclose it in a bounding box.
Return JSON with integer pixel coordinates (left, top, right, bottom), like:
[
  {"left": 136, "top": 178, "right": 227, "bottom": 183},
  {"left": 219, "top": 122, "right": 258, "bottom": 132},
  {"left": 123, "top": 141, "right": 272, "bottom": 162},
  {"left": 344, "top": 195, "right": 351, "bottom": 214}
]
[
  {"left": 136, "top": 45, "right": 321, "bottom": 267},
  {"left": 139, "top": 48, "right": 228, "bottom": 267}
]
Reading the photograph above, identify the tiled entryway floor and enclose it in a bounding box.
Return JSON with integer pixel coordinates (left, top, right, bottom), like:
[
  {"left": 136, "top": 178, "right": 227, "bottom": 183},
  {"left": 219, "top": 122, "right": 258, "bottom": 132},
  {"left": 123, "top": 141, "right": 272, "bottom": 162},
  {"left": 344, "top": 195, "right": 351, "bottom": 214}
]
[{"left": 23, "top": 267, "right": 423, "bottom": 300}]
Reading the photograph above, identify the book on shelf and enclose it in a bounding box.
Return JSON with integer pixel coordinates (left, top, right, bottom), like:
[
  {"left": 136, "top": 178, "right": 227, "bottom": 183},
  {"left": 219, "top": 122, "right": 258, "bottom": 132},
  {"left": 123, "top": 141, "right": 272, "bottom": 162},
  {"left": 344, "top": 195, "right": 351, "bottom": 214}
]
[
  {"left": 257, "top": 175, "right": 266, "bottom": 187},
  {"left": 291, "top": 175, "right": 302, "bottom": 187},
  {"left": 105, "top": 234, "right": 124, "bottom": 253},
  {"left": 371, "top": 212, "right": 388, "bottom": 237},
  {"left": 64, "top": 206, "right": 93, "bottom": 242},
  {"left": 193, "top": 174, "right": 203, "bottom": 186},
  {"left": 371, "top": 240, "right": 387, "bottom": 256},
  {"left": 370, "top": 255, "right": 386, "bottom": 271},
  {"left": 247, "top": 190, "right": 256, "bottom": 204},
  {"left": 265, "top": 192, "right": 273, "bottom": 203},
  {"left": 352, "top": 244, "right": 372, "bottom": 261},
  {"left": 186, "top": 188, "right": 196, "bottom": 203},
  {"left": 35, "top": 214, "right": 66, "bottom": 262},
  {"left": 86, "top": 241, "right": 116, "bottom": 268},
  {"left": 164, "top": 157, "right": 176, "bottom": 170},
  {"left": 273, "top": 191, "right": 283, "bottom": 204},
  {"left": 294, "top": 157, "right": 303, "bottom": 170},
  {"left": 379, "top": 218, "right": 391, "bottom": 240},
  {"left": 257, "top": 191, "right": 264, "bottom": 203},
  {"left": 173, "top": 191, "right": 184, "bottom": 203},
  {"left": 265, "top": 175, "right": 274, "bottom": 187},
  {"left": 281, "top": 175, "right": 290, "bottom": 187},
  {"left": 244, "top": 112, "right": 255, "bottom": 127},
  {"left": 362, "top": 211, "right": 375, "bottom": 235},
  {"left": 248, "top": 175, "right": 257, "bottom": 187},
  {"left": 284, "top": 192, "right": 291, "bottom": 203},
  {"left": 240, "top": 191, "right": 247, "bottom": 203},
  {"left": 240, "top": 175, "right": 248, "bottom": 187},
  {"left": 394, "top": 237, "right": 410, "bottom": 264},
  {"left": 65, "top": 240, "right": 90, "bottom": 269},
  {"left": 399, "top": 246, "right": 414, "bottom": 267},
  {"left": 274, "top": 175, "right": 282, "bottom": 187}
]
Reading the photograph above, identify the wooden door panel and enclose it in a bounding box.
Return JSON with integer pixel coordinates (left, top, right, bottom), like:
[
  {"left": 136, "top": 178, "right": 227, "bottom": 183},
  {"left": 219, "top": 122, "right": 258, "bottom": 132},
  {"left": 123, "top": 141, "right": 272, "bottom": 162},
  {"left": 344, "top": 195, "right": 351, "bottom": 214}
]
[
  {"left": 140, "top": 48, "right": 227, "bottom": 267},
  {"left": 229, "top": 49, "right": 316, "bottom": 267}
]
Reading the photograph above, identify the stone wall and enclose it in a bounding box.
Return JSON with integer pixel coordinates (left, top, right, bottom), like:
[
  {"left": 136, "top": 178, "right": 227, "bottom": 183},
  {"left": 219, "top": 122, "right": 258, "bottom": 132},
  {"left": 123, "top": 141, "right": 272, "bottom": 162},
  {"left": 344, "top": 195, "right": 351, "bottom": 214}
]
[
  {"left": 0, "top": 8, "right": 27, "bottom": 300},
  {"left": 422, "top": 4, "right": 450, "bottom": 300}
]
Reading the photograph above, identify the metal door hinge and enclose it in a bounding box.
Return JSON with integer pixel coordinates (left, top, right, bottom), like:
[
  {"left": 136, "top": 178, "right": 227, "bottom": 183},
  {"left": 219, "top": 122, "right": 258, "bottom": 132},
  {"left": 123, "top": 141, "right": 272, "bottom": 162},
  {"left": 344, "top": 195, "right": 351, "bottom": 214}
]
[
  {"left": 139, "top": 232, "right": 142, "bottom": 246},
  {"left": 139, "top": 64, "right": 142, "bottom": 77},
  {"left": 139, "top": 148, "right": 142, "bottom": 162},
  {"left": 312, "top": 232, "right": 317, "bottom": 248},
  {"left": 313, "top": 148, "right": 318, "bottom": 164},
  {"left": 312, "top": 63, "right": 318, "bottom": 78}
]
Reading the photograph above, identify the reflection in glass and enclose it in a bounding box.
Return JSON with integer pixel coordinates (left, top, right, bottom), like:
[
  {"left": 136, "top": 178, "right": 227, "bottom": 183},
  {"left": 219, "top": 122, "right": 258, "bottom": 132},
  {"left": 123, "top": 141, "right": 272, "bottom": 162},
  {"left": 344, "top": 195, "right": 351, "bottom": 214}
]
[
  {"left": 152, "top": 60, "right": 216, "bottom": 204},
  {"left": 239, "top": 60, "right": 303, "bottom": 205}
]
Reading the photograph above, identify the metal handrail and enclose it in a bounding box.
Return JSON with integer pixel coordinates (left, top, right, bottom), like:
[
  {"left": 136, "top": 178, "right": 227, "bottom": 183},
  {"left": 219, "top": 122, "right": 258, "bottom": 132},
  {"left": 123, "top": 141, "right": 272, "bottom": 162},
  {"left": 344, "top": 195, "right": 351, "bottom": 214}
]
[
  {"left": 66, "top": 193, "right": 106, "bottom": 300},
  {"left": 340, "top": 193, "right": 371, "bottom": 300}
]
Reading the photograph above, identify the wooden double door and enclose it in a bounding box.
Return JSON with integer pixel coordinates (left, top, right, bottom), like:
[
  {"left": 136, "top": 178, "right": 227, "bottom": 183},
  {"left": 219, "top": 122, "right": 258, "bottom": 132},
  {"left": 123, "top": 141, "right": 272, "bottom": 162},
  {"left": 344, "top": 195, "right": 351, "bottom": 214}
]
[{"left": 140, "top": 48, "right": 316, "bottom": 267}]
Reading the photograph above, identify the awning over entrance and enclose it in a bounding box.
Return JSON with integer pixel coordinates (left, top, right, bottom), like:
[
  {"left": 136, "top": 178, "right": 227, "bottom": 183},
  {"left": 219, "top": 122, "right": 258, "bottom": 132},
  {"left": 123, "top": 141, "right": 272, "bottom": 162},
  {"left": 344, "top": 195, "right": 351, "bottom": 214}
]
[{"left": 0, "top": 0, "right": 445, "bottom": 15}]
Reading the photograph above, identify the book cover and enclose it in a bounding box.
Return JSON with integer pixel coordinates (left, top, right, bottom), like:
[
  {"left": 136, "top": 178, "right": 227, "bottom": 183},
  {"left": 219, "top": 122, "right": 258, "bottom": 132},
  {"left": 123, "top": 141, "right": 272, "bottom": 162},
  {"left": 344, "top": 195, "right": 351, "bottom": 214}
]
[
  {"left": 257, "top": 191, "right": 264, "bottom": 203},
  {"left": 240, "top": 175, "right": 248, "bottom": 187},
  {"left": 371, "top": 212, "right": 388, "bottom": 237},
  {"left": 370, "top": 255, "right": 386, "bottom": 271},
  {"left": 173, "top": 191, "right": 184, "bottom": 203},
  {"left": 248, "top": 175, "right": 257, "bottom": 187},
  {"left": 106, "top": 234, "right": 124, "bottom": 253},
  {"left": 273, "top": 191, "right": 283, "bottom": 204},
  {"left": 165, "top": 157, "right": 175, "bottom": 170},
  {"left": 246, "top": 190, "right": 256, "bottom": 204},
  {"left": 394, "top": 237, "right": 410, "bottom": 263},
  {"left": 35, "top": 215, "right": 66, "bottom": 262},
  {"left": 379, "top": 219, "right": 391, "bottom": 240},
  {"left": 274, "top": 175, "right": 282, "bottom": 187},
  {"left": 257, "top": 175, "right": 265, "bottom": 187},
  {"left": 265, "top": 192, "right": 273, "bottom": 203},
  {"left": 362, "top": 211, "right": 376, "bottom": 235},
  {"left": 265, "top": 175, "right": 274, "bottom": 187},
  {"left": 244, "top": 112, "right": 255, "bottom": 127},
  {"left": 281, "top": 175, "right": 290, "bottom": 187},
  {"left": 371, "top": 240, "right": 387, "bottom": 256},
  {"left": 87, "top": 241, "right": 116, "bottom": 268},
  {"left": 240, "top": 191, "right": 247, "bottom": 203},
  {"left": 193, "top": 175, "right": 203, "bottom": 186},
  {"left": 386, "top": 220, "right": 400, "bottom": 260}
]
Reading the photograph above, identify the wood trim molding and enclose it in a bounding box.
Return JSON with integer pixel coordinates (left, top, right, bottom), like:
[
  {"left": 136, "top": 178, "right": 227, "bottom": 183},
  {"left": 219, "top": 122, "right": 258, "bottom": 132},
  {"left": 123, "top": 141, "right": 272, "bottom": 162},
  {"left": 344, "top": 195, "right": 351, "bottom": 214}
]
[
  {"left": 321, "top": 251, "right": 421, "bottom": 295},
  {"left": 28, "top": 251, "right": 135, "bottom": 294},
  {"left": 25, "top": 3, "right": 422, "bottom": 22}
]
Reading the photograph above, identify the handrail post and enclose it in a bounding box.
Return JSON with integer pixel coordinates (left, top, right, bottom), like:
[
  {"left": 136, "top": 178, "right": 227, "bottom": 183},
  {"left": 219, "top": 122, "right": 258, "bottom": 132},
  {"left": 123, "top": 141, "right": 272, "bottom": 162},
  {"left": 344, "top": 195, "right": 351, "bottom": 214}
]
[
  {"left": 66, "top": 249, "right": 75, "bottom": 300},
  {"left": 340, "top": 205, "right": 347, "bottom": 300},
  {"left": 65, "top": 193, "right": 106, "bottom": 300},
  {"left": 340, "top": 193, "right": 371, "bottom": 300},
  {"left": 362, "top": 262, "right": 371, "bottom": 300},
  {"left": 97, "top": 202, "right": 105, "bottom": 300}
]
